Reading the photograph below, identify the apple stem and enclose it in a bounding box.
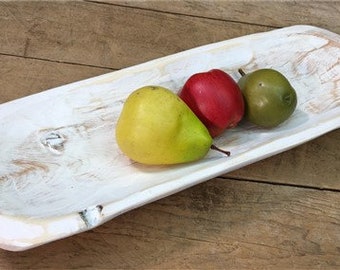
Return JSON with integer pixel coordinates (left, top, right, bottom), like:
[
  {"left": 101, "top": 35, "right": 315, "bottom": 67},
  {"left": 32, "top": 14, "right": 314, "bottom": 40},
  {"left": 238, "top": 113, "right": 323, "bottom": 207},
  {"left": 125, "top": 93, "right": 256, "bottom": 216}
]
[
  {"left": 210, "top": 144, "right": 231, "bottom": 157},
  {"left": 238, "top": 68, "right": 246, "bottom": 77}
]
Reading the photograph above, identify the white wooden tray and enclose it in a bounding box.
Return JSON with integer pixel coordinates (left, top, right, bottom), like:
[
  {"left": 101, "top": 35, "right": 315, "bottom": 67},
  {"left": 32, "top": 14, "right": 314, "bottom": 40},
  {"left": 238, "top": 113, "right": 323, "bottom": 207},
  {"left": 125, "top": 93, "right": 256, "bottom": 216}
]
[{"left": 1, "top": 25, "right": 339, "bottom": 251}]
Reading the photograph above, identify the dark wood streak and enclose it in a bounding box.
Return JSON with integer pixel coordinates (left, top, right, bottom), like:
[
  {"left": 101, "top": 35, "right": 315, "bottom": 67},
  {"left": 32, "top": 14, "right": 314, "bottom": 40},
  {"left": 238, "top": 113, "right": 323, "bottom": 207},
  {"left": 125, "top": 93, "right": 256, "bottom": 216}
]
[{"left": 7, "top": 159, "right": 49, "bottom": 180}]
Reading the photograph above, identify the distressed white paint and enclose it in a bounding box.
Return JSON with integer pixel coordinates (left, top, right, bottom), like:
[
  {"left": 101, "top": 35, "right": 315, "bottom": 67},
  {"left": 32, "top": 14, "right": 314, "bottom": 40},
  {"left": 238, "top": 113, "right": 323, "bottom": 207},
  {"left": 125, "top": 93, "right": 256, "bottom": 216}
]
[{"left": 0, "top": 25, "right": 339, "bottom": 251}]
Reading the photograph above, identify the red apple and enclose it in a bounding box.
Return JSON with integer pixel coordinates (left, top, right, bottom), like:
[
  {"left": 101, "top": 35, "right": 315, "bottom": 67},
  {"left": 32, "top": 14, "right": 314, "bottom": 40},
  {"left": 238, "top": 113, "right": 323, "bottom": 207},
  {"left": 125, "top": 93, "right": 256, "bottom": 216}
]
[{"left": 178, "top": 69, "right": 244, "bottom": 137}]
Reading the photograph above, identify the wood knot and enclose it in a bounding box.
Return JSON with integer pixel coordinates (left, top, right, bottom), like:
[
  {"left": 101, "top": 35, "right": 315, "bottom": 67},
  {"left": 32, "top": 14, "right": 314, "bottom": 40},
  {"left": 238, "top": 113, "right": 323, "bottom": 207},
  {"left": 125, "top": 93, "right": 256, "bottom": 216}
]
[{"left": 40, "top": 131, "right": 66, "bottom": 155}]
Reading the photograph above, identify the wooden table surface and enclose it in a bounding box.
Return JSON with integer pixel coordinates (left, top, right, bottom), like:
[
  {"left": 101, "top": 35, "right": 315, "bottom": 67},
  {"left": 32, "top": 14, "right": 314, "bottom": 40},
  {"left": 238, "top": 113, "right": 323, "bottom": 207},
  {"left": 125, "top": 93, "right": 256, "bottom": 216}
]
[{"left": 0, "top": 1, "right": 339, "bottom": 269}]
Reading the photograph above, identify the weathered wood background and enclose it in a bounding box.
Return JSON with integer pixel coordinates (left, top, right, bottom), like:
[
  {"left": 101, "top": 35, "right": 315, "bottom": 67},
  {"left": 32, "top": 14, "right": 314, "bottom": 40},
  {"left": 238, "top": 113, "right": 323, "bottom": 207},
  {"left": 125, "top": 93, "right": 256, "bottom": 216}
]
[{"left": 0, "top": 1, "right": 339, "bottom": 269}]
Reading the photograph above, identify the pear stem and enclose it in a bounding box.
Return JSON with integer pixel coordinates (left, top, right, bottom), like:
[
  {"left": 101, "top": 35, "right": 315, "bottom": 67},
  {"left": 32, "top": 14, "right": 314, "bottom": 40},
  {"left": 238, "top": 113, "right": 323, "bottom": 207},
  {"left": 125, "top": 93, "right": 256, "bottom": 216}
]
[
  {"left": 210, "top": 144, "right": 231, "bottom": 157},
  {"left": 238, "top": 68, "right": 246, "bottom": 77}
]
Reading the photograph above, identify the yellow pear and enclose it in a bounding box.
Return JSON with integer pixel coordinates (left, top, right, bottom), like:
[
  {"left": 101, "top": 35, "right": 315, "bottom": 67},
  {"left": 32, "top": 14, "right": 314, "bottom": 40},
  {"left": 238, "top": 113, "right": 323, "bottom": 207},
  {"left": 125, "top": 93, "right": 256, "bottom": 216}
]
[{"left": 115, "top": 86, "right": 214, "bottom": 165}]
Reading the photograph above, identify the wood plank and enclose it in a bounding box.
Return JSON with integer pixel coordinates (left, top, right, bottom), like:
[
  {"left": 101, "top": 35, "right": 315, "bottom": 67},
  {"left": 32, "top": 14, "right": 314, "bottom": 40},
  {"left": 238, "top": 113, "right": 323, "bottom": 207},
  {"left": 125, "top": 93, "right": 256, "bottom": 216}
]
[
  {"left": 1, "top": 179, "right": 339, "bottom": 268},
  {"left": 0, "top": 1, "right": 271, "bottom": 69},
  {"left": 0, "top": 55, "right": 111, "bottom": 104},
  {"left": 228, "top": 129, "right": 340, "bottom": 190},
  {"left": 111, "top": 0, "right": 340, "bottom": 34}
]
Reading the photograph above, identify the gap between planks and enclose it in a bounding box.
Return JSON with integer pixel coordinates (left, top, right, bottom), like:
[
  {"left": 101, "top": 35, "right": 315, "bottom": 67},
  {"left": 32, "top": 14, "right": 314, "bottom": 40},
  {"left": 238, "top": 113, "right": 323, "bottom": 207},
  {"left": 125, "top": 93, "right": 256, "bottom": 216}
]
[
  {"left": 0, "top": 52, "right": 117, "bottom": 71},
  {"left": 218, "top": 176, "right": 340, "bottom": 193}
]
